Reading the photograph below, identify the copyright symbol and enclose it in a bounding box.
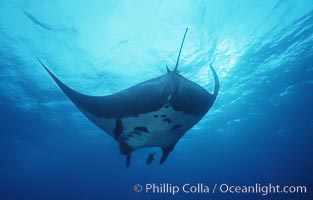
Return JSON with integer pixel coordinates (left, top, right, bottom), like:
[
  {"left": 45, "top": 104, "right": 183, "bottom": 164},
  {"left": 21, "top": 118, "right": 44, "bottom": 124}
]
[{"left": 134, "top": 184, "right": 143, "bottom": 192}]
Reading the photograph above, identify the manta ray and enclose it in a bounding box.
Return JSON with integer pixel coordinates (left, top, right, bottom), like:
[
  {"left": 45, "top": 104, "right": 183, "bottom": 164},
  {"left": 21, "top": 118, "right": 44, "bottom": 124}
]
[{"left": 39, "top": 28, "right": 219, "bottom": 167}]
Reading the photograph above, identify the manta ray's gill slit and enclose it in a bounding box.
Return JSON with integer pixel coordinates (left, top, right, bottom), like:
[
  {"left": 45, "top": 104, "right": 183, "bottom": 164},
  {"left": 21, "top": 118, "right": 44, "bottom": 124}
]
[
  {"left": 163, "top": 118, "right": 172, "bottom": 123},
  {"left": 134, "top": 127, "right": 149, "bottom": 133},
  {"left": 153, "top": 115, "right": 158, "bottom": 118},
  {"left": 171, "top": 124, "right": 181, "bottom": 130}
]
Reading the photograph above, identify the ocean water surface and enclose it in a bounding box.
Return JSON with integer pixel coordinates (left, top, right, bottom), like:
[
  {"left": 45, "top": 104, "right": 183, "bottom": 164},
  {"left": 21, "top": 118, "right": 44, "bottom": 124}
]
[{"left": 0, "top": 0, "right": 313, "bottom": 199}]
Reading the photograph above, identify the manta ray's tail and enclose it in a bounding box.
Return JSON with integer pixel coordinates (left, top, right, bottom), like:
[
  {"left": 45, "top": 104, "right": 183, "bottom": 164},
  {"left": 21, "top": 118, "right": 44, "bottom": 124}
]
[{"left": 174, "top": 28, "right": 188, "bottom": 72}]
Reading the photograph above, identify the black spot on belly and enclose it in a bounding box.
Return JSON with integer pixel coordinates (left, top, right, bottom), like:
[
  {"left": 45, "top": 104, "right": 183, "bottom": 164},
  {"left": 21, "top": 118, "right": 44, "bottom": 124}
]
[
  {"left": 161, "top": 115, "right": 167, "bottom": 118},
  {"left": 171, "top": 124, "right": 181, "bottom": 130},
  {"left": 134, "top": 126, "right": 149, "bottom": 133},
  {"left": 153, "top": 115, "right": 158, "bottom": 118},
  {"left": 163, "top": 118, "right": 172, "bottom": 123},
  {"left": 164, "top": 105, "right": 170, "bottom": 109}
]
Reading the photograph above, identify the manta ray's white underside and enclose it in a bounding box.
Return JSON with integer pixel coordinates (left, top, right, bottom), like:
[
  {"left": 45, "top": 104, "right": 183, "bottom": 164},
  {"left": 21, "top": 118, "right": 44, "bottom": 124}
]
[{"left": 86, "top": 105, "right": 199, "bottom": 150}]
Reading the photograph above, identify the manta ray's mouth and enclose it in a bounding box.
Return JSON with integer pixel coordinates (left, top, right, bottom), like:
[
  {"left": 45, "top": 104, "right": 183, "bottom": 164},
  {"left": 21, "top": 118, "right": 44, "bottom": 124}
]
[{"left": 39, "top": 28, "right": 219, "bottom": 167}]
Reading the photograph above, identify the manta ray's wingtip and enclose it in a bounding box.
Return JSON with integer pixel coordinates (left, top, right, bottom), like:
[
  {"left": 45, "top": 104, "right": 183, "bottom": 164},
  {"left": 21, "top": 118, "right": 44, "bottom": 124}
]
[
  {"left": 36, "top": 57, "right": 44, "bottom": 66},
  {"left": 36, "top": 58, "right": 77, "bottom": 99},
  {"left": 36, "top": 57, "right": 52, "bottom": 75},
  {"left": 209, "top": 64, "right": 219, "bottom": 100}
]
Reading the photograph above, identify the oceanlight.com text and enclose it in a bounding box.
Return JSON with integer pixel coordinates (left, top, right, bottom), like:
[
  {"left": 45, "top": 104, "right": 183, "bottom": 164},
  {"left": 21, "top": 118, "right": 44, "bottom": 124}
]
[{"left": 133, "top": 182, "right": 308, "bottom": 196}]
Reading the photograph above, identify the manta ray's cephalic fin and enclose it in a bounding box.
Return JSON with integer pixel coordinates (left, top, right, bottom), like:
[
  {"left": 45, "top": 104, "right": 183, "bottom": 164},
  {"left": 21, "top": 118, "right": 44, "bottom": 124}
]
[
  {"left": 114, "top": 117, "right": 133, "bottom": 167},
  {"left": 160, "top": 145, "right": 175, "bottom": 164},
  {"left": 114, "top": 116, "right": 124, "bottom": 139},
  {"left": 126, "top": 152, "right": 131, "bottom": 167},
  {"left": 119, "top": 139, "right": 133, "bottom": 167}
]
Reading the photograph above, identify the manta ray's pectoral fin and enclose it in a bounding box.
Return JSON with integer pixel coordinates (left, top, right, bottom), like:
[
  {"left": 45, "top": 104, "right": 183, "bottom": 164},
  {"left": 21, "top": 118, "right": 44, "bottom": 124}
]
[{"left": 160, "top": 145, "right": 175, "bottom": 164}]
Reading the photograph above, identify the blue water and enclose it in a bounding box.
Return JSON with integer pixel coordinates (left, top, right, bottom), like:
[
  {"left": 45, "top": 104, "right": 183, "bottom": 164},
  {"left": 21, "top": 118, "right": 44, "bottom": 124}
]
[{"left": 1, "top": 0, "right": 313, "bottom": 199}]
